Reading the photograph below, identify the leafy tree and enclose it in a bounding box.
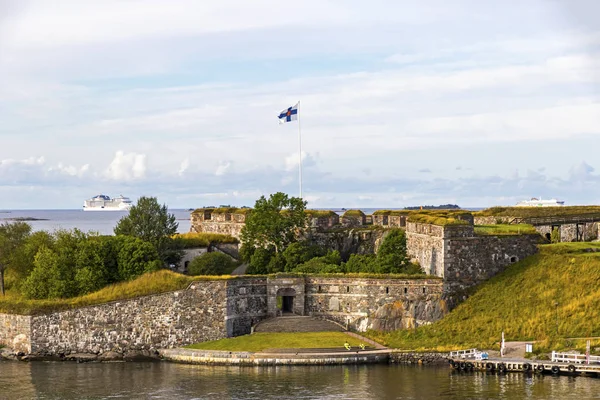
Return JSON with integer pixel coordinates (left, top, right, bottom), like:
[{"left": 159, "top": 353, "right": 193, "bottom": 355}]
[
  {"left": 343, "top": 254, "right": 378, "bottom": 273},
  {"left": 188, "top": 252, "right": 235, "bottom": 275},
  {"left": 293, "top": 259, "right": 344, "bottom": 274},
  {"left": 74, "top": 237, "right": 110, "bottom": 294},
  {"left": 376, "top": 229, "right": 411, "bottom": 273},
  {"left": 239, "top": 243, "right": 256, "bottom": 263},
  {"left": 22, "top": 246, "right": 65, "bottom": 299},
  {"left": 116, "top": 236, "right": 162, "bottom": 280},
  {"left": 266, "top": 253, "right": 286, "bottom": 274},
  {"left": 0, "top": 222, "right": 32, "bottom": 295},
  {"left": 246, "top": 247, "right": 274, "bottom": 275},
  {"left": 240, "top": 192, "right": 307, "bottom": 254},
  {"left": 114, "top": 196, "right": 180, "bottom": 263},
  {"left": 282, "top": 241, "right": 326, "bottom": 272}
]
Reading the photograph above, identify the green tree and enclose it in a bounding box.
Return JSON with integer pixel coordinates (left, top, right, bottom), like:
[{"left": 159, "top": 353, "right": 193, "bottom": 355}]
[
  {"left": 282, "top": 241, "right": 326, "bottom": 272},
  {"left": 246, "top": 247, "right": 274, "bottom": 275},
  {"left": 74, "top": 237, "right": 110, "bottom": 294},
  {"left": 188, "top": 252, "right": 235, "bottom": 275},
  {"left": 240, "top": 192, "right": 307, "bottom": 254},
  {"left": 116, "top": 236, "right": 162, "bottom": 280},
  {"left": 0, "top": 222, "right": 32, "bottom": 295},
  {"left": 21, "top": 246, "right": 63, "bottom": 299},
  {"left": 376, "top": 229, "right": 411, "bottom": 273},
  {"left": 114, "top": 196, "right": 180, "bottom": 263},
  {"left": 343, "top": 254, "right": 378, "bottom": 273}
]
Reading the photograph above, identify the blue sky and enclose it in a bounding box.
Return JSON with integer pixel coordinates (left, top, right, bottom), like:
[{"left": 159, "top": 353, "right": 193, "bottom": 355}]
[{"left": 0, "top": 0, "right": 599, "bottom": 209}]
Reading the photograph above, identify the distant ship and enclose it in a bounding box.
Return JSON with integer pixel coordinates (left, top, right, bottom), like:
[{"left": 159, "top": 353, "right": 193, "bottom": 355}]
[
  {"left": 515, "top": 197, "right": 565, "bottom": 207},
  {"left": 83, "top": 194, "right": 133, "bottom": 211}
]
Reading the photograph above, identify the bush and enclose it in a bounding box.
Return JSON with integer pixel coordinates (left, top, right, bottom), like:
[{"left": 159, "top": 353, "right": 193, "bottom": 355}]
[
  {"left": 343, "top": 254, "right": 378, "bottom": 273},
  {"left": 247, "top": 247, "right": 274, "bottom": 274},
  {"left": 282, "top": 241, "right": 326, "bottom": 272},
  {"left": 377, "top": 229, "right": 411, "bottom": 273},
  {"left": 551, "top": 228, "right": 561, "bottom": 243},
  {"left": 293, "top": 259, "right": 344, "bottom": 274},
  {"left": 116, "top": 236, "right": 161, "bottom": 281},
  {"left": 188, "top": 252, "right": 236, "bottom": 275}
]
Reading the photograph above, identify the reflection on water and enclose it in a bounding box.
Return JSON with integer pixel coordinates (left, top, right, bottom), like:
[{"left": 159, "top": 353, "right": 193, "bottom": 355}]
[{"left": 1, "top": 362, "right": 599, "bottom": 400}]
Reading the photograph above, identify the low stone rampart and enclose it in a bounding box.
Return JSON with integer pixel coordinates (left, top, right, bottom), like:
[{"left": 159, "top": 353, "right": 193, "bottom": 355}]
[
  {"left": 305, "top": 277, "right": 446, "bottom": 332},
  {"left": 389, "top": 351, "right": 448, "bottom": 365}
]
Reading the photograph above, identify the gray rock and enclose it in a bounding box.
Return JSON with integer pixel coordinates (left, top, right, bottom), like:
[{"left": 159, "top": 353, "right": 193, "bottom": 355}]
[
  {"left": 64, "top": 353, "right": 98, "bottom": 362},
  {"left": 98, "top": 351, "right": 123, "bottom": 362}
]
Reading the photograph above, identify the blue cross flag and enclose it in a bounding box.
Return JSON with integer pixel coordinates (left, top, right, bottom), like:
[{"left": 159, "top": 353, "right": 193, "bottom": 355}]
[{"left": 278, "top": 102, "right": 299, "bottom": 124}]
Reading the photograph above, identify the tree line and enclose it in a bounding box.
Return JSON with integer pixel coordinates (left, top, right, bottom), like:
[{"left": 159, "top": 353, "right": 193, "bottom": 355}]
[{"left": 0, "top": 196, "right": 180, "bottom": 299}]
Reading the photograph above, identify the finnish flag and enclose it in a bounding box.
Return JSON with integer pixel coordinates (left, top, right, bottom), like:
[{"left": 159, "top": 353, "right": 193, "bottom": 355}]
[{"left": 278, "top": 102, "right": 299, "bottom": 124}]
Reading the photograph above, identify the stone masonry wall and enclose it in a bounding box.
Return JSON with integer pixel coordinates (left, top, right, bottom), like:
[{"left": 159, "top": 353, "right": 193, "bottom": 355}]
[
  {"left": 29, "top": 281, "right": 229, "bottom": 355},
  {"left": 191, "top": 221, "right": 245, "bottom": 239},
  {"left": 305, "top": 277, "right": 445, "bottom": 332},
  {"left": 0, "top": 314, "right": 32, "bottom": 354},
  {"left": 406, "top": 223, "right": 446, "bottom": 277},
  {"left": 225, "top": 278, "right": 269, "bottom": 337},
  {"left": 547, "top": 222, "right": 598, "bottom": 242},
  {"left": 444, "top": 234, "right": 540, "bottom": 299}
]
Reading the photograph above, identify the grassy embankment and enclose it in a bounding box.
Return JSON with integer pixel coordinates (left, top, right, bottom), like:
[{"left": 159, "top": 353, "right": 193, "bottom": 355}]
[
  {"left": 475, "top": 206, "right": 600, "bottom": 218},
  {"left": 474, "top": 224, "right": 537, "bottom": 235},
  {"left": 0, "top": 270, "right": 215, "bottom": 315},
  {"left": 365, "top": 242, "right": 600, "bottom": 353},
  {"left": 185, "top": 332, "right": 365, "bottom": 352}
]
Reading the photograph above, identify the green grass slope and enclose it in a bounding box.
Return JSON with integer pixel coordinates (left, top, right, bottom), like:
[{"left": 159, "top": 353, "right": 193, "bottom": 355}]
[{"left": 366, "top": 242, "right": 600, "bottom": 351}]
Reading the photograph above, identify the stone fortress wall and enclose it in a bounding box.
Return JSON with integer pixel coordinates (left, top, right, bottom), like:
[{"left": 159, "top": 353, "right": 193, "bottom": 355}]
[
  {"left": 191, "top": 208, "right": 541, "bottom": 294},
  {"left": 0, "top": 276, "right": 444, "bottom": 356},
  {"left": 8, "top": 207, "right": 591, "bottom": 356}
]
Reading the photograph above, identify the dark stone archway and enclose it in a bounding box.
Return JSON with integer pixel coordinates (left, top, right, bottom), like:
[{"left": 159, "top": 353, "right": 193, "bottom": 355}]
[{"left": 276, "top": 288, "right": 297, "bottom": 314}]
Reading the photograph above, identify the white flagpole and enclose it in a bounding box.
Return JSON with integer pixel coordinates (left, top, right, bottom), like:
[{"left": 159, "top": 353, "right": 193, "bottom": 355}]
[{"left": 297, "top": 100, "right": 303, "bottom": 199}]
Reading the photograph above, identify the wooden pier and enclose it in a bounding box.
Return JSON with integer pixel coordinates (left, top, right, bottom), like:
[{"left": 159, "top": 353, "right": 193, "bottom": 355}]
[{"left": 449, "top": 350, "right": 600, "bottom": 377}]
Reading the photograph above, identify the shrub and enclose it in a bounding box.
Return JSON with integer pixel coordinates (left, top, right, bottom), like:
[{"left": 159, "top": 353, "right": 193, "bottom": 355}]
[
  {"left": 116, "top": 236, "right": 161, "bottom": 281},
  {"left": 188, "top": 252, "right": 236, "bottom": 275},
  {"left": 551, "top": 228, "right": 561, "bottom": 243},
  {"left": 343, "top": 254, "right": 378, "bottom": 273},
  {"left": 293, "top": 259, "right": 344, "bottom": 274},
  {"left": 247, "top": 247, "right": 275, "bottom": 274},
  {"left": 282, "top": 241, "right": 326, "bottom": 272}
]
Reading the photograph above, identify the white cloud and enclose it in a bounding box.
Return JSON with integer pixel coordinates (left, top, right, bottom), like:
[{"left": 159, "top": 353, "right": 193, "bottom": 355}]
[
  {"left": 215, "top": 161, "right": 231, "bottom": 176},
  {"left": 178, "top": 158, "right": 189, "bottom": 176},
  {"left": 104, "top": 151, "right": 146, "bottom": 181},
  {"left": 285, "top": 152, "right": 307, "bottom": 171},
  {"left": 1, "top": 1, "right": 600, "bottom": 208}
]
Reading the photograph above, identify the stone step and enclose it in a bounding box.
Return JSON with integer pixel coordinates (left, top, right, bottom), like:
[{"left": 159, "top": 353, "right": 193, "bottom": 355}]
[{"left": 254, "top": 316, "right": 344, "bottom": 333}]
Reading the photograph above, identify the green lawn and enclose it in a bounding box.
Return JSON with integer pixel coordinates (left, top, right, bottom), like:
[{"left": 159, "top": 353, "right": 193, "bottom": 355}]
[
  {"left": 185, "top": 332, "right": 365, "bottom": 352},
  {"left": 365, "top": 242, "right": 600, "bottom": 352},
  {"left": 474, "top": 224, "right": 538, "bottom": 235}
]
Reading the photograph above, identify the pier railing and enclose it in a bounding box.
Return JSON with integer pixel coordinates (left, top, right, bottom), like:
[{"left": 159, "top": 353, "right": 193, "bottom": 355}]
[
  {"left": 449, "top": 349, "right": 488, "bottom": 360},
  {"left": 551, "top": 351, "right": 600, "bottom": 365}
]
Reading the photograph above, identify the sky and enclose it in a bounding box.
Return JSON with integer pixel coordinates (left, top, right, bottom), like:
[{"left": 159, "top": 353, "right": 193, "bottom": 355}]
[{"left": 0, "top": 0, "right": 599, "bottom": 210}]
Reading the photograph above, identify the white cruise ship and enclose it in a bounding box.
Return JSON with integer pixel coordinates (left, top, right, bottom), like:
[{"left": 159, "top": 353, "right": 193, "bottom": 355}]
[
  {"left": 515, "top": 197, "right": 565, "bottom": 207},
  {"left": 83, "top": 194, "right": 133, "bottom": 211}
]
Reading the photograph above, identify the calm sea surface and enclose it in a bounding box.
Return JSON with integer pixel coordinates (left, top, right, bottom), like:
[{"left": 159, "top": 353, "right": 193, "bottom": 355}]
[
  {"left": 0, "top": 362, "right": 599, "bottom": 399},
  {"left": 0, "top": 209, "right": 192, "bottom": 235}
]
